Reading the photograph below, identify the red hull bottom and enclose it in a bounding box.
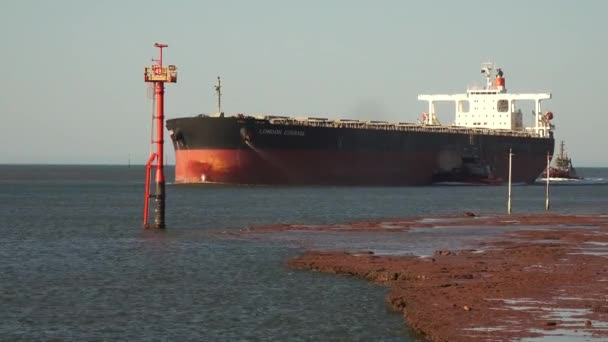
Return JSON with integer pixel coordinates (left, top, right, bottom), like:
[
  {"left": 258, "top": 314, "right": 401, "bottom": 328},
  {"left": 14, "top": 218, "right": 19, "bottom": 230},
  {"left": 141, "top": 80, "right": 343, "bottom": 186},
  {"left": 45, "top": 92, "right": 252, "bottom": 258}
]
[
  {"left": 175, "top": 149, "right": 546, "bottom": 186},
  {"left": 175, "top": 149, "right": 436, "bottom": 186},
  {"left": 541, "top": 171, "right": 581, "bottom": 179}
]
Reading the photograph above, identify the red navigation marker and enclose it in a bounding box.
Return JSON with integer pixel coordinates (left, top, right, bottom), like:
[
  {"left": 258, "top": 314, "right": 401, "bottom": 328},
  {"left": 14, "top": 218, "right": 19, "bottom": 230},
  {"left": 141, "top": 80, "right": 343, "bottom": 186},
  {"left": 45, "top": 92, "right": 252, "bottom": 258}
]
[{"left": 143, "top": 43, "right": 177, "bottom": 229}]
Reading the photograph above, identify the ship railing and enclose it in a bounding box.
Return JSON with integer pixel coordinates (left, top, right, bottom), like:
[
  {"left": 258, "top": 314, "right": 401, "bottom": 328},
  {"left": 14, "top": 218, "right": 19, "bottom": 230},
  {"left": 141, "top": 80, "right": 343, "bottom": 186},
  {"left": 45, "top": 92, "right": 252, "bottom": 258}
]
[
  {"left": 263, "top": 116, "right": 544, "bottom": 138},
  {"left": 332, "top": 119, "right": 363, "bottom": 129}
]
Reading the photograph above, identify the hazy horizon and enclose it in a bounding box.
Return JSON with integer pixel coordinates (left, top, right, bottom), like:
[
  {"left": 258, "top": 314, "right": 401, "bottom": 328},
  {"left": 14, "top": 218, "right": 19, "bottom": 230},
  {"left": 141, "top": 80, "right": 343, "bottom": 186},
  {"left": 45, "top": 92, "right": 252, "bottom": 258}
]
[{"left": 2, "top": 0, "right": 607, "bottom": 166}]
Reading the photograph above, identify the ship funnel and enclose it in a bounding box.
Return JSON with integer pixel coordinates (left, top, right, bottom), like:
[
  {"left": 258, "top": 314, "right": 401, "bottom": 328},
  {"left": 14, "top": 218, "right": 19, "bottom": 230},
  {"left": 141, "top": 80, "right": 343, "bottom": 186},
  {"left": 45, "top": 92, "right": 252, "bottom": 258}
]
[{"left": 494, "top": 68, "right": 506, "bottom": 92}]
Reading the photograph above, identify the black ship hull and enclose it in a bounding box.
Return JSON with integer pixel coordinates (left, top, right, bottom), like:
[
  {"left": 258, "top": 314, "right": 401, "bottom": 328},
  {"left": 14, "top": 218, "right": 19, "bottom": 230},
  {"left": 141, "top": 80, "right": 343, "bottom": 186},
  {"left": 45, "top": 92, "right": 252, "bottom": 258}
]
[{"left": 167, "top": 116, "right": 554, "bottom": 186}]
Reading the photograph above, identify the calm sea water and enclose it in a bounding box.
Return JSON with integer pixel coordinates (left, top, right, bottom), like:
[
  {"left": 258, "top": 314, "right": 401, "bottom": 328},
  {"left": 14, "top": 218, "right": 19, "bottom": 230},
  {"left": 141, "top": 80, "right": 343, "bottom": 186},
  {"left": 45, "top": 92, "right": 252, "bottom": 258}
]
[{"left": 1, "top": 165, "right": 607, "bottom": 341}]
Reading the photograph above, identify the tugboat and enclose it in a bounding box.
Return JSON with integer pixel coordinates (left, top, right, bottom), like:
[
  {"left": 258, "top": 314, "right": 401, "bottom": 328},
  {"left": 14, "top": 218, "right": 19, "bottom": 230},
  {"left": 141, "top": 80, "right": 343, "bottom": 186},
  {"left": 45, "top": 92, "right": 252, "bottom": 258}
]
[{"left": 542, "top": 141, "right": 581, "bottom": 179}]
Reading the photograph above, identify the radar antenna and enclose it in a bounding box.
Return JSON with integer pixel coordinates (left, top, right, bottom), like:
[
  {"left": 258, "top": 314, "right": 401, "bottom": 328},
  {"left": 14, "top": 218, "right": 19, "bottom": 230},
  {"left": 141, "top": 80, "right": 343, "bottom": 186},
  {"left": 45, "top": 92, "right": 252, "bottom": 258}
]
[{"left": 480, "top": 62, "right": 494, "bottom": 90}]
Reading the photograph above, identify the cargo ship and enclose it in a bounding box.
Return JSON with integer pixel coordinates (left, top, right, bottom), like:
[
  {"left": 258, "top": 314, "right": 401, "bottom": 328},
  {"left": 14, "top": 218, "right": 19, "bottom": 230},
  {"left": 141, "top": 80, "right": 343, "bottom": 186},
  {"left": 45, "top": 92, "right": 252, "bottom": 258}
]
[{"left": 167, "top": 63, "right": 555, "bottom": 185}]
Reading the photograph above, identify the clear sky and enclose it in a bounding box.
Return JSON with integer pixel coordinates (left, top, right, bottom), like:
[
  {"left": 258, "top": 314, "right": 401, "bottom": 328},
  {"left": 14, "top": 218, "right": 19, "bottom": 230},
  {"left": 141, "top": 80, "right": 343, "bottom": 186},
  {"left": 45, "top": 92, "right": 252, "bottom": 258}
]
[{"left": 1, "top": 0, "right": 606, "bottom": 166}]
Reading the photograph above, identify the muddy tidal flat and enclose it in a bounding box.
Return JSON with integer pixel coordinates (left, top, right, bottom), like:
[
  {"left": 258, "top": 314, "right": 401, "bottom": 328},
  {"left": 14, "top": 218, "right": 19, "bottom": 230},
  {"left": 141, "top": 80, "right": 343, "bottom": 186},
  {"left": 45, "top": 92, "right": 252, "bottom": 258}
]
[{"left": 236, "top": 214, "right": 608, "bottom": 341}]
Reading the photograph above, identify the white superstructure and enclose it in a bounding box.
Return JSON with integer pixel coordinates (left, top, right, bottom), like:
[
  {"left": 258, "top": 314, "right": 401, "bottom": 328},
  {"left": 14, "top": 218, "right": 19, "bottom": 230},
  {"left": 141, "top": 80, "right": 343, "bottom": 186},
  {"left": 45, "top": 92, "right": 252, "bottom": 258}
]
[{"left": 418, "top": 63, "right": 554, "bottom": 138}]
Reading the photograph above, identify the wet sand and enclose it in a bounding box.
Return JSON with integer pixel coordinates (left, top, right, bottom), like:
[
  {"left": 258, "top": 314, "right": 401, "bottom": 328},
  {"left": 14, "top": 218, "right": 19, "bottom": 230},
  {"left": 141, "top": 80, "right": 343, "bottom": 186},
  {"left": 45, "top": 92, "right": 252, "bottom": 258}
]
[{"left": 240, "top": 214, "right": 608, "bottom": 341}]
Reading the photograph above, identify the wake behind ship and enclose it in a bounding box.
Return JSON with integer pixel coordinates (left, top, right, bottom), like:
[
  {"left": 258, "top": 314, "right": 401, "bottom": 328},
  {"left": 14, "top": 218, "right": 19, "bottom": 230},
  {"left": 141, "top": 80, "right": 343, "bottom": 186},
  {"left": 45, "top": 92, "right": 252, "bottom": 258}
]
[{"left": 167, "top": 64, "right": 555, "bottom": 186}]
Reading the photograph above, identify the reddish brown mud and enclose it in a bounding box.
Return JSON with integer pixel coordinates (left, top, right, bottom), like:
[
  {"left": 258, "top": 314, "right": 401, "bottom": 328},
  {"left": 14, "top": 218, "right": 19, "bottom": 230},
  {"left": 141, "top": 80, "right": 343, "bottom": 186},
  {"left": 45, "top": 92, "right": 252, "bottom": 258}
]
[{"left": 278, "top": 214, "right": 608, "bottom": 341}]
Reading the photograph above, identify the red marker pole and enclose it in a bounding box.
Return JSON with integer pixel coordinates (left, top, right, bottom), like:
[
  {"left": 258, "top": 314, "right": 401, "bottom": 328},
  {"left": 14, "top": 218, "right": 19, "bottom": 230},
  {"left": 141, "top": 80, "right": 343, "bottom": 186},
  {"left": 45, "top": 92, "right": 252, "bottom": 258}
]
[
  {"left": 143, "top": 43, "right": 176, "bottom": 229},
  {"left": 153, "top": 79, "right": 165, "bottom": 228}
]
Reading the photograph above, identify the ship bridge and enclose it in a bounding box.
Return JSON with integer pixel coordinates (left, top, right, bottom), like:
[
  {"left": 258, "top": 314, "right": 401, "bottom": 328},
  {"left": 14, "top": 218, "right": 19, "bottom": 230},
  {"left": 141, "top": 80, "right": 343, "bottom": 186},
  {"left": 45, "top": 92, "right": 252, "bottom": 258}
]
[{"left": 417, "top": 63, "right": 554, "bottom": 138}]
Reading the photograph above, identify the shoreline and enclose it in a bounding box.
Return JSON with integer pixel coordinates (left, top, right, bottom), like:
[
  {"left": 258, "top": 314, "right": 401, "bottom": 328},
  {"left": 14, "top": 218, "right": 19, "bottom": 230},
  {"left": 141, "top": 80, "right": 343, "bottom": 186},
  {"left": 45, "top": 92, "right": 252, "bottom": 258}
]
[{"left": 242, "top": 214, "right": 608, "bottom": 341}]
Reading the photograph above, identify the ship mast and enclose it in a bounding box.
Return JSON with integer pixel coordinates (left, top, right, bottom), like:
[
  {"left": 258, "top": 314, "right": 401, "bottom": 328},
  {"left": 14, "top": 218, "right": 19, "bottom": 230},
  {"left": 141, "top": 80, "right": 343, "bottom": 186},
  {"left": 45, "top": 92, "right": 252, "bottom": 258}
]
[
  {"left": 481, "top": 62, "right": 493, "bottom": 90},
  {"left": 215, "top": 76, "right": 222, "bottom": 115}
]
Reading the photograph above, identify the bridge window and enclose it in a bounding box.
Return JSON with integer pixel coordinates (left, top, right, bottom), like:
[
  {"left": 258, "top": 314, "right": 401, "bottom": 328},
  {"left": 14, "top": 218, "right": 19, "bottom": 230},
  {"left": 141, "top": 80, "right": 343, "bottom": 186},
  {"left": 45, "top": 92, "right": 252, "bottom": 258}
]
[{"left": 497, "top": 100, "right": 508, "bottom": 112}]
